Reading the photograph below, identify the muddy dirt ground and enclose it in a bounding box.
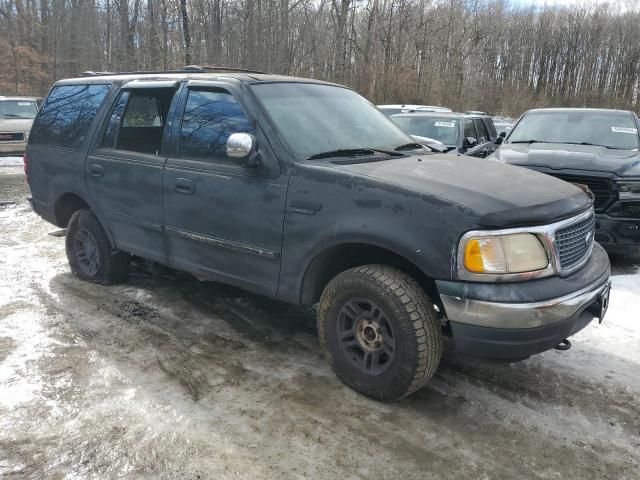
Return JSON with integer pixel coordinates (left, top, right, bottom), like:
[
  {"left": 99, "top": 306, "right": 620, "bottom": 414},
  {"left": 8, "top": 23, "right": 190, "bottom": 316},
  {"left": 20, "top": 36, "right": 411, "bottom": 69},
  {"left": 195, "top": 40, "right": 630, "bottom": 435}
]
[{"left": 0, "top": 165, "right": 639, "bottom": 479}]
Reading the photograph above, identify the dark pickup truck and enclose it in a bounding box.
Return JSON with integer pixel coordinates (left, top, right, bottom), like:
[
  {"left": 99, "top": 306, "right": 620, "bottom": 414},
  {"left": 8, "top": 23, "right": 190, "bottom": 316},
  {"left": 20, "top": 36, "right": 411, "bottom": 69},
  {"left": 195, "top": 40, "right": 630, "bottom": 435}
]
[
  {"left": 492, "top": 108, "right": 640, "bottom": 261},
  {"left": 26, "top": 69, "right": 611, "bottom": 401}
]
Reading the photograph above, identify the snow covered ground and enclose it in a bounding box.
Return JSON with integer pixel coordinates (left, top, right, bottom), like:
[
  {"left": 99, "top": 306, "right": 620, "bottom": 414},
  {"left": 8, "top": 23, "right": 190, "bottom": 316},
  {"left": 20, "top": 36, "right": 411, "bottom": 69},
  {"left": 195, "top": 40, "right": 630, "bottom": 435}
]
[
  {"left": 0, "top": 156, "right": 23, "bottom": 167},
  {"left": 0, "top": 169, "right": 638, "bottom": 478}
]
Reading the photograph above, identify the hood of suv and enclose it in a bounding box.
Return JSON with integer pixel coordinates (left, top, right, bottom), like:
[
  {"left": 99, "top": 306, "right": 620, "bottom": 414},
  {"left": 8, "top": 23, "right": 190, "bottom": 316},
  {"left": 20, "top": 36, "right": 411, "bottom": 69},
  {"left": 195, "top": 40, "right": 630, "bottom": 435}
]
[
  {"left": 328, "top": 153, "right": 591, "bottom": 228},
  {"left": 493, "top": 143, "right": 640, "bottom": 177},
  {"left": 0, "top": 118, "right": 33, "bottom": 133}
]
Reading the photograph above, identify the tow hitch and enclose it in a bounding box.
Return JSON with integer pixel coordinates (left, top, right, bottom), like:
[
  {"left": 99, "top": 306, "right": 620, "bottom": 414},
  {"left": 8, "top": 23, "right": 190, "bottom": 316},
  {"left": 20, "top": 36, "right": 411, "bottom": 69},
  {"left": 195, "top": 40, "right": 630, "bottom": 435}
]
[{"left": 555, "top": 339, "right": 572, "bottom": 351}]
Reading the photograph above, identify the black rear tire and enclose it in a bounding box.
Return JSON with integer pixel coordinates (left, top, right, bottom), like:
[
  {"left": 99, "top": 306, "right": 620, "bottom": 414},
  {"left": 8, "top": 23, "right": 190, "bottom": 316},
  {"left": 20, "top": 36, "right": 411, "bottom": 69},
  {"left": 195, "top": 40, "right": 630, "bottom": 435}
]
[
  {"left": 318, "top": 265, "right": 443, "bottom": 401},
  {"left": 65, "top": 209, "right": 130, "bottom": 285}
]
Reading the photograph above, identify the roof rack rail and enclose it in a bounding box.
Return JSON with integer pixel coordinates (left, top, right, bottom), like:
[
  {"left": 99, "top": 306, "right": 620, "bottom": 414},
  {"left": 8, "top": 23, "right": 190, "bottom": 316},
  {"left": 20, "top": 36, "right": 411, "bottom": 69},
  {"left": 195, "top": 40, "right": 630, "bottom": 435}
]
[
  {"left": 183, "top": 65, "right": 269, "bottom": 74},
  {"left": 79, "top": 65, "right": 269, "bottom": 77},
  {"left": 80, "top": 71, "right": 117, "bottom": 76}
]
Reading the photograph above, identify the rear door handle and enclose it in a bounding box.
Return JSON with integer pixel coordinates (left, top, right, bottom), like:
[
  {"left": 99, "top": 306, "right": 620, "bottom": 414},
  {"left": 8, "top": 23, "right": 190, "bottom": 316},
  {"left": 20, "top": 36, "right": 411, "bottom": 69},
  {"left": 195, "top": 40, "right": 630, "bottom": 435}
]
[
  {"left": 89, "top": 164, "right": 104, "bottom": 178},
  {"left": 175, "top": 178, "right": 195, "bottom": 194}
]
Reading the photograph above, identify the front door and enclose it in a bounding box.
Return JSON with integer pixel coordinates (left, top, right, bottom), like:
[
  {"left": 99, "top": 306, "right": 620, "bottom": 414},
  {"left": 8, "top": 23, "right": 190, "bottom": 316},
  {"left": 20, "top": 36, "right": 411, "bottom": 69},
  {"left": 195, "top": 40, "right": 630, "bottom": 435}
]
[
  {"left": 462, "top": 118, "right": 490, "bottom": 157},
  {"left": 86, "top": 82, "right": 179, "bottom": 262},
  {"left": 162, "top": 82, "right": 287, "bottom": 296}
]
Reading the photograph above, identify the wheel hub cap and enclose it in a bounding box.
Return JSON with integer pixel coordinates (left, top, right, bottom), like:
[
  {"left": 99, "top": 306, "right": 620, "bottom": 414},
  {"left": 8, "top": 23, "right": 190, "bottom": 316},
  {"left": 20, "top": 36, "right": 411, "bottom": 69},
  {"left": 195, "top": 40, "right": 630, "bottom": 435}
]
[
  {"left": 336, "top": 298, "right": 396, "bottom": 375},
  {"left": 356, "top": 319, "right": 383, "bottom": 351}
]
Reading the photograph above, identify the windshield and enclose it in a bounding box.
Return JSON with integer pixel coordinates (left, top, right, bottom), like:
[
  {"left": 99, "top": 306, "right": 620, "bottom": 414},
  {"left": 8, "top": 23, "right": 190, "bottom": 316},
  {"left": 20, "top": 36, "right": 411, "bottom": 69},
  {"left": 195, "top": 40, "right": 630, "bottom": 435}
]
[
  {"left": 0, "top": 100, "right": 38, "bottom": 119},
  {"left": 508, "top": 111, "right": 640, "bottom": 150},
  {"left": 391, "top": 116, "right": 459, "bottom": 145},
  {"left": 251, "top": 83, "right": 413, "bottom": 159}
]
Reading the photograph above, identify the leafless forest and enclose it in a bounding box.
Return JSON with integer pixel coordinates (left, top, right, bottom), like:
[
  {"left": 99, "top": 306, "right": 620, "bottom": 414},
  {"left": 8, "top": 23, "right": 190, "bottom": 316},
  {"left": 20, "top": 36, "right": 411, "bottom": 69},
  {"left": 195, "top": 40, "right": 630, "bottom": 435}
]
[{"left": 1, "top": 0, "right": 639, "bottom": 115}]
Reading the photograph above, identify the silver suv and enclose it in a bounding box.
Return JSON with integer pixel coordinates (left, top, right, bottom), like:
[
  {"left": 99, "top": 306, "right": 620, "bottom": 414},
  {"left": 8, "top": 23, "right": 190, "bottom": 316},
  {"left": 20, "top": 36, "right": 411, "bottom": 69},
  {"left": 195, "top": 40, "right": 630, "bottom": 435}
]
[{"left": 0, "top": 96, "right": 39, "bottom": 154}]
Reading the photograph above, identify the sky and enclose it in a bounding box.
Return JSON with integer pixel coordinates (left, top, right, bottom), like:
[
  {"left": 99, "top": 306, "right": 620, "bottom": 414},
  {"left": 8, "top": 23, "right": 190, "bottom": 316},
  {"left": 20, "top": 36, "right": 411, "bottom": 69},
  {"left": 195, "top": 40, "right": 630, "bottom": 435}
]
[{"left": 513, "top": 0, "right": 636, "bottom": 8}]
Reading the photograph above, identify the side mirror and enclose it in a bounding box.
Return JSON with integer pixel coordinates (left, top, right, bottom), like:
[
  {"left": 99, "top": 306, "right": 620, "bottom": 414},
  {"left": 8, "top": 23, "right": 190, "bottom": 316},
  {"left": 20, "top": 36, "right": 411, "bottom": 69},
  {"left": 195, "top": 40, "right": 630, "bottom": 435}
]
[
  {"left": 226, "top": 133, "right": 260, "bottom": 167},
  {"left": 496, "top": 136, "right": 504, "bottom": 145},
  {"left": 465, "top": 136, "right": 478, "bottom": 148}
]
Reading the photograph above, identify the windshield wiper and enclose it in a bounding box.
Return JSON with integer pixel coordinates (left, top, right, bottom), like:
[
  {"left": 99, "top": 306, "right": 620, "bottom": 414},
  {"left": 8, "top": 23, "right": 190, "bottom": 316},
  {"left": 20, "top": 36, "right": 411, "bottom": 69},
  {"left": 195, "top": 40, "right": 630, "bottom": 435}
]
[
  {"left": 1, "top": 113, "right": 30, "bottom": 119},
  {"left": 563, "top": 141, "right": 625, "bottom": 150},
  {"left": 510, "top": 140, "right": 550, "bottom": 144},
  {"left": 306, "top": 148, "right": 402, "bottom": 160}
]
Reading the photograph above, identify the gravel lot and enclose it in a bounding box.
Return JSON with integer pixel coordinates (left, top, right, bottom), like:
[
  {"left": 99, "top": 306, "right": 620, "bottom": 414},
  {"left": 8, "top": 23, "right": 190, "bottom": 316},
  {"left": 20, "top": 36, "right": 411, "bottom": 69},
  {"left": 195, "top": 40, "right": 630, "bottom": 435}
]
[{"left": 1, "top": 164, "right": 639, "bottom": 479}]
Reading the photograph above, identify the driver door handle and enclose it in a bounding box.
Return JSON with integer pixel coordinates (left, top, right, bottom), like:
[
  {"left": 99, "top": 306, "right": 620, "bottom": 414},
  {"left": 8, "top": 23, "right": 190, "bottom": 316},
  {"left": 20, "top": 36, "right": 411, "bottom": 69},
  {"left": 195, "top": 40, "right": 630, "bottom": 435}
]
[
  {"left": 175, "top": 178, "right": 195, "bottom": 194},
  {"left": 89, "top": 164, "right": 104, "bottom": 178}
]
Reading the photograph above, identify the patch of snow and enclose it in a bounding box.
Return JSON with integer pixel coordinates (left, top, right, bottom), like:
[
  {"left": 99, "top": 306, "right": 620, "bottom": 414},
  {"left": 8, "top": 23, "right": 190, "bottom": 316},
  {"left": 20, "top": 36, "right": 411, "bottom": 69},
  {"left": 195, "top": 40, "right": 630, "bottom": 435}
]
[{"left": 0, "top": 156, "right": 23, "bottom": 167}]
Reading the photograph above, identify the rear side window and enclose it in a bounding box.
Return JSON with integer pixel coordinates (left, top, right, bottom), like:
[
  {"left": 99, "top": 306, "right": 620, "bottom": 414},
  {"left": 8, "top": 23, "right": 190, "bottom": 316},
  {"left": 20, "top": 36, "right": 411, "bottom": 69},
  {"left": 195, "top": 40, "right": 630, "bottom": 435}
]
[
  {"left": 30, "top": 84, "right": 110, "bottom": 149},
  {"left": 99, "top": 88, "right": 175, "bottom": 155},
  {"left": 179, "top": 89, "right": 253, "bottom": 161}
]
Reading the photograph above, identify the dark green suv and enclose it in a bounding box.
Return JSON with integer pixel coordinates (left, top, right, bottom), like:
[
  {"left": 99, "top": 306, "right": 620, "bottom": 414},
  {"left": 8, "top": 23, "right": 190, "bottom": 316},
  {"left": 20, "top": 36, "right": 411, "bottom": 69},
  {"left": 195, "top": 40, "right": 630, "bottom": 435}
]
[{"left": 26, "top": 68, "right": 611, "bottom": 401}]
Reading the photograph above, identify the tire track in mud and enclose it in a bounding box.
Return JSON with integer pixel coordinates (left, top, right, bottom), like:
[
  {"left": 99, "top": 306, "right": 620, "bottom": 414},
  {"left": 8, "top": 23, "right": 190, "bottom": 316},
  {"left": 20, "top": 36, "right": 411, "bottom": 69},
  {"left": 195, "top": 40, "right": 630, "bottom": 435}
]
[
  {"left": 38, "top": 277, "right": 251, "bottom": 402},
  {"left": 39, "top": 267, "right": 321, "bottom": 403}
]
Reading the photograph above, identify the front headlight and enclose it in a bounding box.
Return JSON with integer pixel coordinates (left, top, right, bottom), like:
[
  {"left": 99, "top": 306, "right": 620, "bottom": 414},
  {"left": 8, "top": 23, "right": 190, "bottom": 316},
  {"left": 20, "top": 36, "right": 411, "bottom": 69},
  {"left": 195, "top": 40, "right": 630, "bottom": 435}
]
[
  {"left": 462, "top": 233, "right": 549, "bottom": 275},
  {"left": 618, "top": 181, "right": 640, "bottom": 200}
]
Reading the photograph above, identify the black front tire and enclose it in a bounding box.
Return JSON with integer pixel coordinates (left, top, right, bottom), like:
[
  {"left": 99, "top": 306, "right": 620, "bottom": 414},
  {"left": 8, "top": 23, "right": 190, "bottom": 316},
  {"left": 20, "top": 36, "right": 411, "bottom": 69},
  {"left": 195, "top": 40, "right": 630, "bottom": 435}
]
[
  {"left": 65, "top": 209, "right": 130, "bottom": 285},
  {"left": 318, "top": 265, "right": 443, "bottom": 401}
]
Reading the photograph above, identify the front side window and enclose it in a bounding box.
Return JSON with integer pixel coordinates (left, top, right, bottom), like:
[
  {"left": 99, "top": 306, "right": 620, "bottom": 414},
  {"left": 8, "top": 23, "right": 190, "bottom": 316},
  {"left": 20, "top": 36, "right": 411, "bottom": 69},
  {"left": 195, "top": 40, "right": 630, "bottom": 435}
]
[
  {"left": 250, "top": 83, "right": 413, "bottom": 159},
  {"left": 391, "top": 116, "right": 459, "bottom": 146},
  {"left": 0, "top": 100, "right": 38, "bottom": 119},
  {"left": 179, "top": 89, "right": 253, "bottom": 160},
  {"left": 464, "top": 119, "right": 477, "bottom": 142},
  {"left": 473, "top": 118, "right": 489, "bottom": 143},
  {"left": 30, "top": 84, "right": 110, "bottom": 149},
  {"left": 508, "top": 111, "right": 640, "bottom": 150}
]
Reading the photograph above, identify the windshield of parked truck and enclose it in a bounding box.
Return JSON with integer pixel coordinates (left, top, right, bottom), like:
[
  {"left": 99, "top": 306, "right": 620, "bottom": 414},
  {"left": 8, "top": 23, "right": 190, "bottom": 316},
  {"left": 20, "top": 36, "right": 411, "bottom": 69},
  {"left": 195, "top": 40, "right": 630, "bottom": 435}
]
[
  {"left": 0, "top": 100, "right": 38, "bottom": 119},
  {"left": 508, "top": 111, "right": 640, "bottom": 150},
  {"left": 251, "top": 83, "right": 414, "bottom": 159},
  {"left": 391, "top": 115, "right": 459, "bottom": 146}
]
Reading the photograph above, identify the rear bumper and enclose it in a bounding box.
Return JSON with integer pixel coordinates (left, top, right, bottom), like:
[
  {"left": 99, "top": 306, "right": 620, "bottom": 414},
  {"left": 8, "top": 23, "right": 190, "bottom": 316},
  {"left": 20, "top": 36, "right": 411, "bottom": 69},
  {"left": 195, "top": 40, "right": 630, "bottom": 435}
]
[
  {"left": 437, "top": 243, "right": 611, "bottom": 358},
  {"left": 0, "top": 141, "right": 27, "bottom": 154}
]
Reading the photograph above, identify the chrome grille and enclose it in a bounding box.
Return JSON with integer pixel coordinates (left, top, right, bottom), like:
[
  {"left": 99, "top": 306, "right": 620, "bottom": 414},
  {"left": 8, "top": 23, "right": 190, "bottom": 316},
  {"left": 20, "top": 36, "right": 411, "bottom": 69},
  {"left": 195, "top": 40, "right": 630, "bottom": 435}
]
[
  {"left": 555, "top": 212, "right": 596, "bottom": 269},
  {"left": 0, "top": 132, "right": 24, "bottom": 142}
]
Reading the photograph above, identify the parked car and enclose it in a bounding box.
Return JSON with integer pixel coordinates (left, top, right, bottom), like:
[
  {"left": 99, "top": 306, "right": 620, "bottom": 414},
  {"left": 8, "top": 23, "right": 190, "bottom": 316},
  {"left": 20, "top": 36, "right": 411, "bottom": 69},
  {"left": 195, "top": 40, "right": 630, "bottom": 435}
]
[
  {"left": 491, "top": 108, "right": 640, "bottom": 261},
  {"left": 465, "top": 110, "right": 488, "bottom": 116},
  {"left": 391, "top": 111, "right": 499, "bottom": 157},
  {"left": 26, "top": 70, "right": 610, "bottom": 401},
  {"left": 378, "top": 104, "right": 452, "bottom": 116},
  {"left": 0, "top": 96, "right": 39, "bottom": 154},
  {"left": 492, "top": 118, "right": 514, "bottom": 137}
]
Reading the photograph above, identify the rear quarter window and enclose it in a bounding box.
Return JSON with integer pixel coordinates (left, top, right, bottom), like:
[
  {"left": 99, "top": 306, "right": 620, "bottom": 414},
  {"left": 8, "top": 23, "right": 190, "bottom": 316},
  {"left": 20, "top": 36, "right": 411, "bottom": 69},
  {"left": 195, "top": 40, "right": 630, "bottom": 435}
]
[{"left": 30, "top": 84, "right": 110, "bottom": 149}]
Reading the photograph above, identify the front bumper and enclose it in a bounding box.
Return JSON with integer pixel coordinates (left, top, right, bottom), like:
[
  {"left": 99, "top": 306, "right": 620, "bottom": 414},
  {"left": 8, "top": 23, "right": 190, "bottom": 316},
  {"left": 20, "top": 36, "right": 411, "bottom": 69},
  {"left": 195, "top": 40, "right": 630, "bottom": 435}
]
[
  {"left": 0, "top": 141, "right": 27, "bottom": 154},
  {"left": 438, "top": 242, "right": 611, "bottom": 358}
]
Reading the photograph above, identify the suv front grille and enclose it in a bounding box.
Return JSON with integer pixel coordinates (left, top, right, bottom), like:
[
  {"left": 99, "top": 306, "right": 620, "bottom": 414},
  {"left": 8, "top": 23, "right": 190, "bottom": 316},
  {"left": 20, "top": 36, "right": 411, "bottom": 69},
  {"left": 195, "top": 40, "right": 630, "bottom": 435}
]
[
  {"left": 555, "top": 211, "right": 596, "bottom": 269},
  {"left": 549, "top": 174, "right": 615, "bottom": 212},
  {"left": 0, "top": 132, "right": 24, "bottom": 142}
]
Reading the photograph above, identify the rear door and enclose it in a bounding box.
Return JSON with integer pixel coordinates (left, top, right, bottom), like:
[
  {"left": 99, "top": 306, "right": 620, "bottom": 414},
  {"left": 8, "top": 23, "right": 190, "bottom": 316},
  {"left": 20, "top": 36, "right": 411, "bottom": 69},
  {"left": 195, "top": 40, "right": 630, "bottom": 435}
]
[
  {"left": 85, "top": 80, "right": 180, "bottom": 262},
  {"left": 162, "top": 81, "right": 287, "bottom": 296}
]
